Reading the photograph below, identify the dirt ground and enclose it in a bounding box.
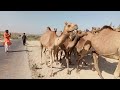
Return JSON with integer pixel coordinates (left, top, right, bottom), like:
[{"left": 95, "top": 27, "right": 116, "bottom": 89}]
[{"left": 26, "top": 41, "right": 119, "bottom": 79}]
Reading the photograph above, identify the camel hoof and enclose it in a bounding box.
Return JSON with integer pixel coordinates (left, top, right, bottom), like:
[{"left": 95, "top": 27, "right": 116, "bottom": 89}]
[
  {"left": 40, "top": 63, "right": 44, "bottom": 65},
  {"left": 91, "top": 67, "right": 95, "bottom": 71},
  {"left": 53, "top": 72, "right": 57, "bottom": 76},
  {"left": 114, "top": 73, "right": 119, "bottom": 79},
  {"left": 98, "top": 74, "right": 104, "bottom": 79},
  {"left": 67, "top": 71, "right": 71, "bottom": 75},
  {"left": 76, "top": 69, "right": 80, "bottom": 73},
  {"left": 38, "top": 74, "right": 44, "bottom": 78},
  {"left": 84, "top": 63, "right": 88, "bottom": 66},
  {"left": 56, "top": 62, "right": 60, "bottom": 65},
  {"left": 50, "top": 73, "right": 54, "bottom": 77},
  {"left": 76, "top": 69, "right": 79, "bottom": 73}
]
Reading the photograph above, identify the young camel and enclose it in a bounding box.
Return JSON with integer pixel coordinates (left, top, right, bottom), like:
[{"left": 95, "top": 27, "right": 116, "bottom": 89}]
[
  {"left": 59, "top": 30, "right": 88, "bottom": 74},
  {"left": 40, "top": 22, "right": 78, "bottom": 76},
  {"left": 74, "top": 28, "right": 102, "bottom": 74},
  {"left": 75, "top": 30, "right": 93, "bottom": 72}
]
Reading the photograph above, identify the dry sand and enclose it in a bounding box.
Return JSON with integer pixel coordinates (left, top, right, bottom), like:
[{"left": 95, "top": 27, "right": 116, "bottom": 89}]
[{"left": 26, "top": 41, "right": 119, "bottom": 79}]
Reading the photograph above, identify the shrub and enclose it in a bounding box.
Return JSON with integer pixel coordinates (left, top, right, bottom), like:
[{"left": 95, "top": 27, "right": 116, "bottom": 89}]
[{"left": 27, "top": 35, "right": 40, "bottom": 41}]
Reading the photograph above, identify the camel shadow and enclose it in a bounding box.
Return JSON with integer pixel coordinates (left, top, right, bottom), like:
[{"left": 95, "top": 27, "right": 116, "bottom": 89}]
[
  {"left": 80, "top": 54, "right": 117, "bottom": 75},
  {"left": 57, "top": 53, "right": 117, "bottom": 75},
  {"left": 53, "top": 55, "right": 78, "bottom": 74},
  {"left": 8, "top": 50, "right": 32, "bottom": 52},
  {"left": 0, "top": 45, "right": 4, "bottom": 47},
  {"left": 98, "top": 56, "right": 117, "bottom": 74},
  {"left": 27, "top": 45, "right": 40, "bottom": 47}
]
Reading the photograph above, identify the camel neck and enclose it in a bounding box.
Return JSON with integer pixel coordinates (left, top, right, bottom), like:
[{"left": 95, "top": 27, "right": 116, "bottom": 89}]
[{"left": 55, "top": 32, "right": 69, "bottom": 46}]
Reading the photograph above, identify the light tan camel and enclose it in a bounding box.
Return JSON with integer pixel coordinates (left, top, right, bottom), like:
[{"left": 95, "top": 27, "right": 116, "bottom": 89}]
[
  {"left": 42, "top": 28, "right": 61, "bottom": 55},
  {"left": 40, "top": 22, "right": 78, "bottom": 76},
  {"left": 76, "top": 26, "right": 120, "bottom": 79},
  {"left": 39, "top": 27, "right": 56, "bottom": 64},
  {"left": 90, "top": 26, "right": 120, "bottom": 79}
]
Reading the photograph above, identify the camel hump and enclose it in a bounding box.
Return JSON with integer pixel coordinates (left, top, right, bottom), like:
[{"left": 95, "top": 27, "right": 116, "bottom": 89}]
[{"left": 101, "top": 25, "right": 113, "bottom": 30}]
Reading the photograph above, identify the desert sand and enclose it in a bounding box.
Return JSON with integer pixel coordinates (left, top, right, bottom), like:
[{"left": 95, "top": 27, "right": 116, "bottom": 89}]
[{"left": 26, "top": 41, "right": 119, "bottom": 79}]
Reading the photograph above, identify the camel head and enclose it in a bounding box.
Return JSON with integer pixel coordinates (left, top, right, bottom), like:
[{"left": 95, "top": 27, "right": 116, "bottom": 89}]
[
  {"left": 69, "top": 30, "right": 78, "bottom": 41},
  {"left": 54, "top": 28, "right": 57, "bottom": 32},
  {"left": 86, "top": 29, "right": 89, "bottom": 32},
  {"left": 63, "top": 22, "right": 78, "bottom": 33},
  {"left": 91, "top": 27, "right": 101, "bottom": 35}
]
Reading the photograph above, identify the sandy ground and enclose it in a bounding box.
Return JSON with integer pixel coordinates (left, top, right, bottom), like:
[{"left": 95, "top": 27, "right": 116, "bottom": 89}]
[{"left": 26, "top": 41, "right": 120, "bottom": 79}]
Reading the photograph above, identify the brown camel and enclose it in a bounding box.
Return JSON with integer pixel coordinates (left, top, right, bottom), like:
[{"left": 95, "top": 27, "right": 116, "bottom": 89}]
[
  {"left": 59, "top": 30, "right": 87, "bottom": 74},
  {"left": 40, "top": 22, "right": 78, "bottom": 76},
  {"left": 71, "top": 28, "right": 102, "bottom": 73},
  {"left": 75, "top": 30, "right": 93, "bottom": 73}
]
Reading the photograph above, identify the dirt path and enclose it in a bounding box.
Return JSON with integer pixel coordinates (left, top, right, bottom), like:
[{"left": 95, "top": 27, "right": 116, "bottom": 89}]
[
  {"left": 0, "top": 39, "right": 32, "bottom": 79},
  {"left": 26, "top": 41, "right": 120, "bottom": 79}
]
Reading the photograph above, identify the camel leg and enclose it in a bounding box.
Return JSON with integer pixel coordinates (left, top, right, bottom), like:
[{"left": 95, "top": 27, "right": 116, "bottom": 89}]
[
  {"left": 76, "top": 48, "right": 89, "bottom": 73},
  {"left": 69, "top": 51, "right": 74, "bottom": 65},
  {"left": 59, "top": 50, "right": 65, "bottom": 66},
  {"left": 59, "top": 50, "right": 63, "bottom": 62},
  {"left": 66, "top": 52, "right": 70, "bottom": 74},
  {"left": 82, "top": 59, "right": 88, "bottom": 66},
  {"left": 40, "top": 43, "right": 44, "bottom": 65},
  {"left": 59, "top": 50, "right": 64, "bottom": 67},
  {"left": 50, "top": 50, "right": 54, "bottom": 77},
  {"left": 92, "top": 52, "right": 104, "bottom": 79},
  {"left": 43, "top": 47, "right": 47, "bottom": 54},
  {"left": 55, "top": 49, "right": 60, "bottom": 65},
  {"left": 114, "top": 57, "right": 120, "bottom": 79},
  {"left": 76, "top": 55, "right": 81, "bottom": 73},
  {"left": 54, "top": 48, "right": 58, "bottom": 64}
]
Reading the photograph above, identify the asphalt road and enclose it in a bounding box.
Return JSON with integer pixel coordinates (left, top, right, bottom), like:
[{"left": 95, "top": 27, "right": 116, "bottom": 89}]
[{"left": 0, "top": 39, "right": 32, "bottom": 79}]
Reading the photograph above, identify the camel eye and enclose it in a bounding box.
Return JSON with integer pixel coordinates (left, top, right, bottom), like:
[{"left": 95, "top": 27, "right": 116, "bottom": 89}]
[{"left": 68, "top": 25, "right": 71, "bottom": 27}]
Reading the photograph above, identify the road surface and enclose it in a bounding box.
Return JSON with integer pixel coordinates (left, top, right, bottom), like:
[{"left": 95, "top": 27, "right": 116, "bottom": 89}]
[{"left": 0, "top": 39, "right": 32, "bottom": 79}]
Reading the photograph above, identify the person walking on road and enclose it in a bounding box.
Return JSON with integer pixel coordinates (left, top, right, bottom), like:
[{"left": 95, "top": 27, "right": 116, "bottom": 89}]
[
  {"left": 3, "top": 30, "right": 11, "bottom": 52},
  {"left": 22, "top": 33, "right": 27, "bottom": 46}
]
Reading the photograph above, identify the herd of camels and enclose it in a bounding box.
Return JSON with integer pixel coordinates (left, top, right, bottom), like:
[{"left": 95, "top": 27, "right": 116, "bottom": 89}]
[{"left": 39, "top": 22, "right": 120, "bottom": 79}]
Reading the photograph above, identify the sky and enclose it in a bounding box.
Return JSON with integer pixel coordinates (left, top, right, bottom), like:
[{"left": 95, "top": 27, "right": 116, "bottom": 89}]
[{"left": 0, "top": 11, "right": 120, "bottom": 34}]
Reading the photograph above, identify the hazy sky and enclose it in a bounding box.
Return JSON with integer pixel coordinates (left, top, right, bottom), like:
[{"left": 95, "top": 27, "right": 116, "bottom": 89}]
[{"left": 0, "top": 11, "right": 120, "bottom": 34}]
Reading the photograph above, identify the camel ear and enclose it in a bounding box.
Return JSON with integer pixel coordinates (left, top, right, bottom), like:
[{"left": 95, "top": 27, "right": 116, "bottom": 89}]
[
  {"left": 65, "top": 22, "right": 68, "bottom": 25},
  {"left": 47, "top": 27, "right": 51, "bottom": 30}
]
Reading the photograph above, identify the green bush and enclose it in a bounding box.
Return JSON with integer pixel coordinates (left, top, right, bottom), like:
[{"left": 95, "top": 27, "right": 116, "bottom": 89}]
[
  {"left": 11, "top": 34, "right": 19, "bottom": 39},
  {"left": 0, "top": 33, "right": 3, "bottom": 39},
  {"left": 27, "top": 35, "right": 40, "bottom": 41}
]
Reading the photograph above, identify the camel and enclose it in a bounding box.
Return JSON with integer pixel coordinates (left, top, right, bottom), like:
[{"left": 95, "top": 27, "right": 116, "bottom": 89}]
[
  {"left": 74, "top": 30, "right": 93, "bottom": 73},
  {"left": 59, "top": 30, "right": 87, "bottom": 74},
  {"left": 76, "top": 25, "right": 120, "bottom": 79},
  {"left": 72, "top": 27, "right": 104, "bottom": 74},
  {"left": 40, "top": 22, "right": 78, "bottom": 76},
  {"left": 39, "top": 27, "right": 56, "bottom": 64},
  {"left": 42, "top": 28, "right": 62, "bottom": 55},
  {"left": 90, "top": 26, "right": 120, "bottom": 79}
]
